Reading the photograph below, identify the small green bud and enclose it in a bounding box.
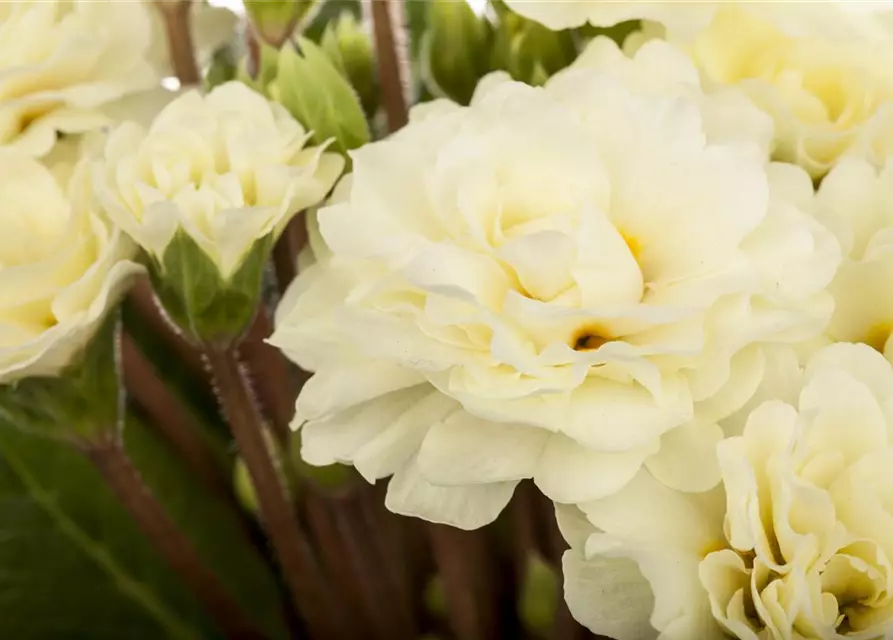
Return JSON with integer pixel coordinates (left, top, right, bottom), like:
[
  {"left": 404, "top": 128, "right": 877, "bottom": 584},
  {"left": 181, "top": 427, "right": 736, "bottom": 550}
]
[
  {"left": 490, "top": 5, "right": 578, "bottom": 86},
  {"left": 205, "top": 45, "right": 237, "bottom": 91},
  {"left": 289, "top": 430, "right": 354, "bottom": 491},
  {"left": 233, "top": 456, "right": 260, "bottom": 515},
  {"left": 424, "top": 575, "right": 447, "bottom": 618},
  {"left": 274, "top": 37, "right": 370, "bottom": 158},
  {"left": 244, "top": 0, "right": 321, "bottom": 48},
  {"left": 149, "top": 230, "right": 274, "bottom": 345},
  {"left": 576, "top": 20, "right": 641, "bottom": 48},
  {"left": 320, "top": 12, "right": 378, "bottom": 115},
  {"left": 519, "top": 553, "right": 559, "bottom": 637},
  {"left": 420, "top": 0, "right": 491, "bottom": 104}
]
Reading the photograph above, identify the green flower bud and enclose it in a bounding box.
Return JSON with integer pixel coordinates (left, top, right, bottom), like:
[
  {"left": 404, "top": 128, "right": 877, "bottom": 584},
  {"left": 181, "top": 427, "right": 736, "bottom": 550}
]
[
  {"left": 321, "top": 12, "right": 378, "bottom": 115},
  {"left": 490, "top": 5, "right": 577, "bottom": 86},
  {"left": 289, "top": 430, "right": 354, "bottom": 491},
  {"left": 233, "top": 456, "right": 260, "bottom": 516},
  {"left": 519, "top": 553, "right": 559, "bottom": 637},
  {"left": 244, "top": 0, "right": 321, "bottom": 48},
  {"left": 274, "top": 37, "right": 370, "bottom": 158},
  {"left": 420, "top": 0, "right": 491, "bottom": 104}
]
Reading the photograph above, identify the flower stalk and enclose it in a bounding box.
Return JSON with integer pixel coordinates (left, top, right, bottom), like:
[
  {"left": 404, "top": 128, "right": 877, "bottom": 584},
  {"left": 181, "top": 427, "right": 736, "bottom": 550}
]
[
  {"left": 368, "top": 0, "right": 409, "bottom": 132},
  {"left": 82, "top": 432, "right": 264, "bottom": 640},
  {"left": 155, "top": 0, "right": 201, "bottom": 85},
  {"left": 203, "top": 346, "right": 345, "bottom": 639}
]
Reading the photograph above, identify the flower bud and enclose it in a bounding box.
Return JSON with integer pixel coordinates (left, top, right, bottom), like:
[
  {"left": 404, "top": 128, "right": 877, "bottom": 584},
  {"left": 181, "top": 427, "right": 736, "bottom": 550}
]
[
  {"left": 245, "top": 0, "right": 320, "bottom": 48},
  {"left": 321, "top": 12, "right": 378, "bottom": 115},
  {"left": 490, "top": 7, "right": 577, "bottom": 86},
  {"left": 420, "top": 0, "right": 491, "bottom": 104},
  {"left": 274, "top": 38, "right": 370, "bottom": 158},
  {"left": 233, "top": 456, "right": 260, "bottom": 515},
  {"left": 92, "top": 82, "right": 343, "bottom": 343},
  {"left": 519, "top": 553, "right": 559, "bottom": 637}
]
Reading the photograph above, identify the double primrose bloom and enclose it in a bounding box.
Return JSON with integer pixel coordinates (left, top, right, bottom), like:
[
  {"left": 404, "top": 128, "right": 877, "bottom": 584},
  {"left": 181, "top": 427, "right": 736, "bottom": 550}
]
[{"left": 270, "top": 44, "right": 839, "bottom": 529}]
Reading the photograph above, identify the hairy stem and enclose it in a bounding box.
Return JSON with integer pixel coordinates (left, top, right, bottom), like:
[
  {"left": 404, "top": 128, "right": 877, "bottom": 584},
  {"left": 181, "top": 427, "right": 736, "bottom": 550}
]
[
  {"left": 204, "top": 347, "right": 345, "bottom": 639},
  {"left": 121, "top": 334, "right": 230, "bottom": 504},
  {"left": 369, "top": 0, "right": 409, "bottom": 132},
  {"left": 238, "top": 308, "right": 295, "bottom": 444},
  {"left": 155, "top": 0, "right": 201, "bottom": 86},
  {"left": 84, "top": 434, "right": 264, "bottom": 639}
]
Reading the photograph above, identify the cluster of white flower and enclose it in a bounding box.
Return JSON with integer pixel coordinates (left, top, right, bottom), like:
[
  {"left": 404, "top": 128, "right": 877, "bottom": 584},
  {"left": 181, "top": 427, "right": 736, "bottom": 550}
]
[
  {"left": 8, "top": 1, "right": 893, "bottom": 637},
  {"left": 267, "top": 2, "right": 893, "bottom": 638},
  {"left": 0, "top": 1, "right": 337, "bottom": 382}
]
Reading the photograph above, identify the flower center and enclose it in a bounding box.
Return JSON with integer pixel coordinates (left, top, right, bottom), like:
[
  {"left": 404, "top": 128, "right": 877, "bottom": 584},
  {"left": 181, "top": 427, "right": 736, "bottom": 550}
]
[
  {"left": 863, "top": 322, "right": 892, "bottom": 355},
  {"left": 570, "top": 325, "right": 613, "bottom": 351}
]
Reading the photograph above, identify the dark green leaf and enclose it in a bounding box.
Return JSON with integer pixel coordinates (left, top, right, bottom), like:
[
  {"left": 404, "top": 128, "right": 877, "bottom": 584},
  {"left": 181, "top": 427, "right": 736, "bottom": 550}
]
[{"left": 0, "top": 415, "right": 288, "bottom": 639}]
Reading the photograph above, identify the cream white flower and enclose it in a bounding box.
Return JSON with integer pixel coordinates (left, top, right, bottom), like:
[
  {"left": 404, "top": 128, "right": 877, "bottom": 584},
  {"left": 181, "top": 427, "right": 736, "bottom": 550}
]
[
  {"left": 813, "top": 156, "right": 893, "bottom": 362},
  {"left": 0, "top": 150, "right": 143, "bottom": 382},
  {"left": 510, "top": 1, "right": 893, "bottom": 177},
  {"left": 270, "top": 54, "right": 838, "bottom": 529},
  {"left": 92, "top": 81, "right": 344, "bottom": 278},
  {"left": 502, "top": 0, "right": 715, "bottom": 39},
  {"left": 561, "top": 342, "right": 893, "bottom": 640},
  {"left": 685, "top": 3, "right": 893, "bottom": 177},
  {"left": 0, "top": 0, "right": 160, "bottom": 157}
]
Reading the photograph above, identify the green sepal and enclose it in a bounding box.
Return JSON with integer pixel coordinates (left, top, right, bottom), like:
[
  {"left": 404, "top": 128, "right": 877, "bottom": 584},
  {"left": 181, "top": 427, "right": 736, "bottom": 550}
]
[
  {"left": 274, "top": 37, "right": 370, "bottom": 158},
  {"left": 149, "top": 230, "right": 273, "bottom": 345},
  {"left": 518, "top": 553, "right": 559, "bottom": 637},
  {"left": 0, "top": 310, "right": 121, "bottom": 442}
]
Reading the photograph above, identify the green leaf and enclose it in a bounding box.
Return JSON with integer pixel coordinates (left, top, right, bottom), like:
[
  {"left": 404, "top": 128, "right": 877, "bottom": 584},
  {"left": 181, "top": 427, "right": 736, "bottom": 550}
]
[
  {"left": 0, "top": 416, "right": 288, "bottom": 639},
  {"left": 275, "top": 37, "right": 370, "bottom": 157},
  {"left": 150, "top": 230, "right": 273, "bottom": 343}
]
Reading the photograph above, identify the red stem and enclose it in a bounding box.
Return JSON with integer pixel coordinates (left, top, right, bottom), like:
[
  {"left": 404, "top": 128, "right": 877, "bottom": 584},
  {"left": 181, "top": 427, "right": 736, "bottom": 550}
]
[
  {"left": 204, "top": 347, "right": 346, "bottom": 639},
  {"left": 84, "top": 434, "right": 264, "bottom": 639}
]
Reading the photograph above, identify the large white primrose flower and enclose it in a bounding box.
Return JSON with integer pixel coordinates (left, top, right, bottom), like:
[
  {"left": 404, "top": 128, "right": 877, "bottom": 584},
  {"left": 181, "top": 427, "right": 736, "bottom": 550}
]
[
  {"left": 813, "top": 156, "right": 893, "bottom": 363},
  {"left": 0, "top": 150, "right": 143, "bottom": 382},
  {"left": 0, "top": 0, "right": 160, "bottom": 157},
  {"left": 271, "top": 51, "right": 838, "bottom": 529},
  {"left": 92, "top": 81, "right": 344, "bottom": 280},
  {"left": 561, "top": 343, "right": 893, "bottom": 640}
]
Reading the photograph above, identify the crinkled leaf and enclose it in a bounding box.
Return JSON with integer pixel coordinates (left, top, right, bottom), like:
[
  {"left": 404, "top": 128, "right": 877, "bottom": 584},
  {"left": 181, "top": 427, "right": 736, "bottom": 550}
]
[{"left": 0, "top": 415, "right": 287, "bottom": 639}]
